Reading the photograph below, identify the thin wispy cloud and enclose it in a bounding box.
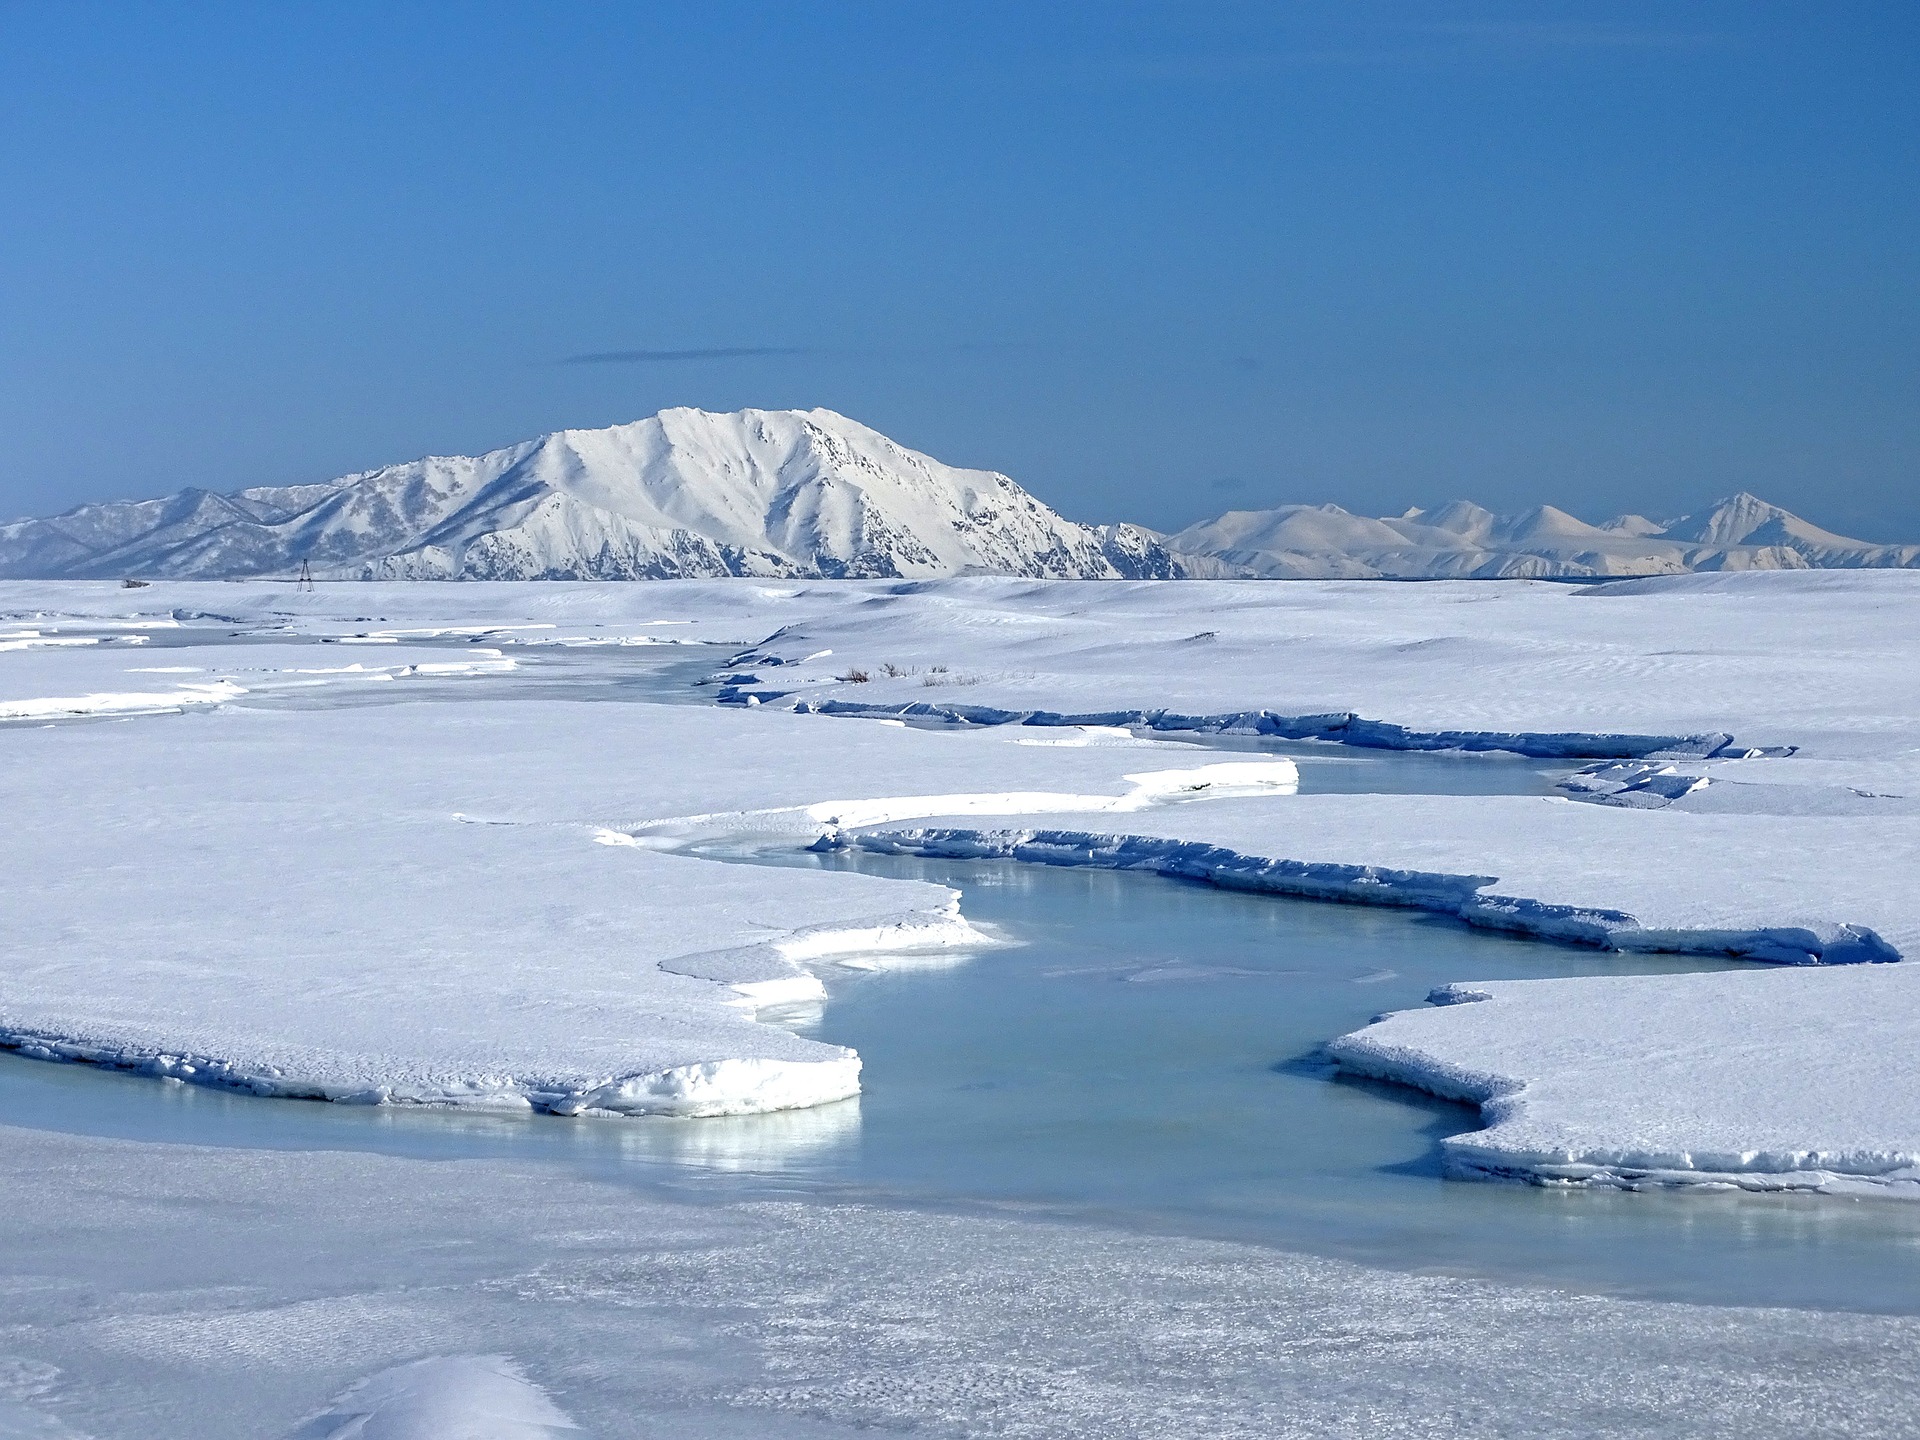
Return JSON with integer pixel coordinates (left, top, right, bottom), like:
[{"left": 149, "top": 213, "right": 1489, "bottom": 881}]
[
  {"left": 561, "top": 346, "right": 816, "bottom": 365},
  {"left": 559, "top": 342, "right": 1037, "bottom": 366}
]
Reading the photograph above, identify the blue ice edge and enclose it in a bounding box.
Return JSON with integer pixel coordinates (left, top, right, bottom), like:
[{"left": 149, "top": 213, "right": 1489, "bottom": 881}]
[
  {"left": 732, "top": 690, "right": 1785, "bottom": 763},
  {"left": 822, "top": 825, "right": 1899, "bottom": 967}
]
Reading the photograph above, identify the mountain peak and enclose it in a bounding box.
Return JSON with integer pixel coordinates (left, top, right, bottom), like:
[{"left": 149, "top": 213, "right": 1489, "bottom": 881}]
[{"left": 0, "top": 408, "right": 1176, "bottom": 583}]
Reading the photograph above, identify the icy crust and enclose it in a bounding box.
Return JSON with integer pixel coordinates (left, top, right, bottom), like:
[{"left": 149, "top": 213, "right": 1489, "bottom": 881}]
[
  {"left": 837, "top": 826, "right": 1899, "bottom": 966},
  {"left": 13, "top": 1125, "right": 1920, "bottom": 1438},
  {"left": 0, "top": 1025, "right": 860, "bottom": 1118},
  {"left": 787, "top": 697, "right": 1733, "bottom": 761},
  {"left": 650, "top": 890, "right": 991, "bottom": 1007},
  {"left": 1327, "top": 971, "right": 1920, "bottom": 1193}
]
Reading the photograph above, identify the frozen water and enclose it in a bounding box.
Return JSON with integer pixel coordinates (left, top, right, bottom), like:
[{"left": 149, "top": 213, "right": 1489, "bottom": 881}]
[
  {"left": 6, "top": 849, "right": 1919, "bottom": 1316},
  {"left": 7, "top": 576, "right": 1920, "bottom": 1431}
]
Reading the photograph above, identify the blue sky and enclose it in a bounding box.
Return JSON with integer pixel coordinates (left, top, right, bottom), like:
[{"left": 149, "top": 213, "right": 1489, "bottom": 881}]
[{"left": 2, "top": 1, "right": 1914, "bottom": 538}]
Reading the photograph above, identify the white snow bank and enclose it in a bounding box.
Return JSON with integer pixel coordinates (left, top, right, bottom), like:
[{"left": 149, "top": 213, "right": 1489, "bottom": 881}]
[
  {"left": 1326, "top": 965, "right": 1920, "bottom": 1192},
  {"left": 843, "top": 792, "right": 1916, "bottom": 964},
  {"left": 619, "top": 758, "right": 1299, "bottom": 845},
  {"left": 292, "top": 1356, "right": 579, "bottom": 1440},
  {"left": 804, "top": 759, "right": 1298, "bottom": 830},
  {"left": 0, "top": 675, "right": 247, "bottom": 718}
]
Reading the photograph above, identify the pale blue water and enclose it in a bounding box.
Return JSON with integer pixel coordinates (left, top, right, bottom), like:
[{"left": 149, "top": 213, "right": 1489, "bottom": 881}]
[{"left": 6, "top": 845, "right": 1920, "bottom": 1314}]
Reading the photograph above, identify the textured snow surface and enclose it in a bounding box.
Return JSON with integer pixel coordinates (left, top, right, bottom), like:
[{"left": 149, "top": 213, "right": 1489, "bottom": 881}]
[
  {"left": 0, "top": 408, "right": 1174, "bottom": 582},
  {"left": 7, "top": 1121, "right": 1920, "bottom": 1439}
]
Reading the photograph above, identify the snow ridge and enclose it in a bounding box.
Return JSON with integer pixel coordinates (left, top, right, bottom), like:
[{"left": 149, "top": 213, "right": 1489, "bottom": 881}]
[{"left": 771, "top": 695, "right": 1740, "bottom": 762}]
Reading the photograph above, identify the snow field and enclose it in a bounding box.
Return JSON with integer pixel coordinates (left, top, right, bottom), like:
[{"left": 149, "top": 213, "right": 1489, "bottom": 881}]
[
  {"left": 6, "top": 573, "right": 1920, "bottom": 1187},
  {"left": 0, "top": 663, "right": 1291, "bottom": 1115}
]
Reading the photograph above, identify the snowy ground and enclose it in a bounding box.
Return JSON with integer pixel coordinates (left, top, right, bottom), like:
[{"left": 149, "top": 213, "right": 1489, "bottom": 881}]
[
  {"left": 617, "top": 570, "right": 1920, "bottom": 1193},
  {"left": 0, "top": 685, "right": 1294, "bottom": 1116},
  {"left": 5, "top": 574, "right": 1918, "bottom": 1173},
  {"left": 6, "top": 575, "right": 1920, "bottom": 1431},
  {"left": 0, "top": 600, "right": 1301, "bottom": 1115}
]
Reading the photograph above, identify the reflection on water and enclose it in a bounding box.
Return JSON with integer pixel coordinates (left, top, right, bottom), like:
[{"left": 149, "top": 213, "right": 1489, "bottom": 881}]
[
  {"left": 1145, "top": 730, "right": 1574, "bottom": 795},
  {"left": 0, "top": 1045, "right": 861, "bottom": 1178},
  {"left": 645, "top": 1094, "right": 861, "bottom": 1171},
  {"left": 758, "top": 850, "right": 1920, "bottom": 1314}
]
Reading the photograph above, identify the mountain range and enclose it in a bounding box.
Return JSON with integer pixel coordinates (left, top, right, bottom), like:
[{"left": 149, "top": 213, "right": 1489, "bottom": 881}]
[
  {"left": 1164, "top": 494, "right": 1920, "bottom": 579},
  {"left": 1, "top": 407, "right": 1911, "bottom": 581}
]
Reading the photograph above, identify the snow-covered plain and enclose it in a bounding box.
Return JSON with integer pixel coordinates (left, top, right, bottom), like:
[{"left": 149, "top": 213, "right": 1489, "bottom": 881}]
[
  {"left": 7, "top": 574, "right": 1920, "bottom": 1432},
  {"left": 0, "top": 616, "right": 1296, "bottom": 1115},
  {"left": 4, "top": 572, "right": 1917, "bottom": 1184}
]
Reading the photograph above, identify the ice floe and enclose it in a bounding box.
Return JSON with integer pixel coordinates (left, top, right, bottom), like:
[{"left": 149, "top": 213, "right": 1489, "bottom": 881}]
[{"left": 0, "top": 688, "right": 1279, "bottom": 1116}]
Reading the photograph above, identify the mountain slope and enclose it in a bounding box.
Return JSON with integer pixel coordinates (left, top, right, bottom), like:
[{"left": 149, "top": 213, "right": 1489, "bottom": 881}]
[
  {"left": 1168, "top": 493, "right": 1919, "bottom": 580},
  {"left": 0, "top": 408, "right": 1176, "bottom": 582}
]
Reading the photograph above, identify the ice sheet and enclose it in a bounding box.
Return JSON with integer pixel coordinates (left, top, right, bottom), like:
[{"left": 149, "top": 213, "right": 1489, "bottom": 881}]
[
  {"left": 7, "top": 574, "right": 1920, "bottom": 1184},
  {"left": 4, "top": 1120, "right": 1918, "bottom": 1439}
]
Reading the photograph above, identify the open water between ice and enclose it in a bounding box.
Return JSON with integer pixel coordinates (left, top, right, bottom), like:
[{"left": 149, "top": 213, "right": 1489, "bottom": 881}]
[
  {"left": 6, "top": 800, "right": 1920, "bottom": 1314},
  {"left": 3, "top": 639, "right": 1919, "bottom": 1317}
]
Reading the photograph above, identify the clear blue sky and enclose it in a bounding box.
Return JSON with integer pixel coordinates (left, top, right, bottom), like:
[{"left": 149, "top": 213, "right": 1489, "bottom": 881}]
[{"left": 2, "top": 1, "right": 1915, "bottom": 538}]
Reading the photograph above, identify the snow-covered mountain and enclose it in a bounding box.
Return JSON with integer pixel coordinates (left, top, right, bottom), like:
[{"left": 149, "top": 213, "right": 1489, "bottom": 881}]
[
  {"left": 0, "top": 408, "right": 1176, "bottom": 581},
  {"left": 1167, "top": 495, "right": 1920, "bottom": 580},
  {"left": 6, "top": 410, "right": 1910, "bottom": 583}
]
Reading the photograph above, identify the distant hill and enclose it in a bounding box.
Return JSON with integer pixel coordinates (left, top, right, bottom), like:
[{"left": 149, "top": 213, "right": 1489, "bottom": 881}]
[
  {"left": 1166, "top": 495, "right": 1920, "bottom": 579},
  {"left": 0, "top": 408, "right": 1175, "bottom": 581}
]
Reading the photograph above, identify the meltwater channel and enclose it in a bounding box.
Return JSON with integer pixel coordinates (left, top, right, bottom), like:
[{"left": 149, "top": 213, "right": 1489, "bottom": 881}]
[{"left": 2, "top": 641, "right": 1918, "bottom": 1316}]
